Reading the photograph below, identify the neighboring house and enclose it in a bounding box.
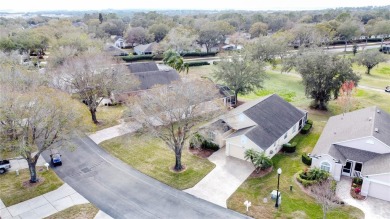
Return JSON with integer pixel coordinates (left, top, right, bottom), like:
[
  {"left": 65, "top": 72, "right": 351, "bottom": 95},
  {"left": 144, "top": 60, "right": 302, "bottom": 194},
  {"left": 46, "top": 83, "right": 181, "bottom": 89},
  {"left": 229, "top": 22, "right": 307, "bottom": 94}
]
[
  {"left": 310, "top": 106, "right": 390, "bottom": 201},
  {"left": 112, "top": 62, "right": 180, "bottom": 103},
  {"left": 114, "top": 37, "right": 126, "bottom": 48},
  {"left": 133, "top": 43, "right": 156, "bottom": 55},
  {"left": 203, "top": 94, "right": 307, "bottom": 160},
  {"left": 105, "top": 45, "right": 129, "bottom": 56},
  {"left": 216, "top": 84, "right": 236, "bottom": 107},
  {"left": 221, "top": 44, "right": 243, "bottom": 51}
]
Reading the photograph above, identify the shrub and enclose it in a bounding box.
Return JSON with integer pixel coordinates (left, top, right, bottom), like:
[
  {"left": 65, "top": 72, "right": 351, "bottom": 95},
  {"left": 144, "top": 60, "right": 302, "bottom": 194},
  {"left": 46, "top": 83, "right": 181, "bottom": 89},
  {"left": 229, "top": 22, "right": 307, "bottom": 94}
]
[
  {"left": 300, "top": 124, "right": 312, "bottom": 134},
  {"left": 306, "top": 168, "right": 329, "bottom": 181},
  {"left": 296, "top": 170, "right": 317, "bottom": 187},
  {"left": 302, "top": 154, "right": 312, "bottom": 166},
  {"left": 181, "top": 52, "right": 218, "bottom": 57},
  {"left": 283, "top": 142, "right": 297, "bottom": 153},
  {"left": 122, "top": 55, "right": 156, "bottom": 62},
  {"left": 187, "top": 61, "right": 210, "bottom": 67},
  {"left": 189, "top": 133, "right": 205, "bottom": 149},
  {"left": 306, "top": 119, "right": 313, "bottom": 125},
  {"left": 353, "top": 177, "right": 363, "bottom": 185},
  {"left": 354, "top": 187, "right": 361, "bottom": 194},
  {"left": 201, "top": 140, "right": 219, "bottom": 151},
  {"left": 213, "top": 61, "right": 219, "bottom": 65}
]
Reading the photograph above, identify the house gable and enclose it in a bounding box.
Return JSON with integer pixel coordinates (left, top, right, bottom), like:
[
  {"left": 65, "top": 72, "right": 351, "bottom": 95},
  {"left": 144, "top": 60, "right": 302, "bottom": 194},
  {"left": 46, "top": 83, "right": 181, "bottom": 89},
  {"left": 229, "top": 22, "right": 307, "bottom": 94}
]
[
  {"left": 334, "top": 136, "right": 390, "bottom": 154},
  {"left": 223, "top": 113, "right": 257, "bottom": 130}
]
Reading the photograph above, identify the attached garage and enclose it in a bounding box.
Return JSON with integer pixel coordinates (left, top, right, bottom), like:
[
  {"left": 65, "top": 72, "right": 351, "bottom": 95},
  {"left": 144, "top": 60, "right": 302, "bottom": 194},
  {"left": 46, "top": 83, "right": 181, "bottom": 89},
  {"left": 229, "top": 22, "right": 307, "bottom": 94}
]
[
  {"left": 227, "top": 143, "right": 246, "bottom": 160},
  {"left": 367, "top": 181, "right": 390, "bottom": 201}
]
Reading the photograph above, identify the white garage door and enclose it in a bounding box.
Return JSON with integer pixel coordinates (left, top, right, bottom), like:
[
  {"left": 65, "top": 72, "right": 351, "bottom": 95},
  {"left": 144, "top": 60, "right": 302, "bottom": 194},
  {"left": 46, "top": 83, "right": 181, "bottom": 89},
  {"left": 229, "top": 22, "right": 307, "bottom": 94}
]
[
  {"left": 228, "top": 144, "right": 246, "bottom": 160},
  {"left": 368, "top": 181, "right": 390, "bottom": 201}
]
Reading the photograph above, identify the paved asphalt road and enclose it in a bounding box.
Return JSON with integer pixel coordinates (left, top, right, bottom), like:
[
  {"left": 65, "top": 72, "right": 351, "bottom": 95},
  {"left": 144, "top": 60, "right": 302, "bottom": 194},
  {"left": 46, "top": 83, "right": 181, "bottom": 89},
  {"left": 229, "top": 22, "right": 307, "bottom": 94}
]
[{"left": 42, "top": 136, "right": 250, "bottom": 219}]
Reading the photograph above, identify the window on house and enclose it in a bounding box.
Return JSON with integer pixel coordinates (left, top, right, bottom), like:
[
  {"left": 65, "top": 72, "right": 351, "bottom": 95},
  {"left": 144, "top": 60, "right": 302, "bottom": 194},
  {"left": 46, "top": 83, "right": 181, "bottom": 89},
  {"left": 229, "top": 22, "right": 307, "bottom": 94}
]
[
  {"left": 292, "top": 124, "right": 297, "bottom": 133},
  {"left": 284, "top": 132, "right": 288, "bottom": 139},
  {"left": 321, "top": 162, "right": 331, "bottom": 172}
]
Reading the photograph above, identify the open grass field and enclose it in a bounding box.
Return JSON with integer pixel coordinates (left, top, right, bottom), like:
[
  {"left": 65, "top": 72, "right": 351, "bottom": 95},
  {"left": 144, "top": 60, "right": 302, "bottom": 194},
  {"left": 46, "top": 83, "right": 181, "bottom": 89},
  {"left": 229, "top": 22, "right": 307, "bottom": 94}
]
[
  {"left": 0, "top": 167, "right": 63, "bottom": 206},
  {"left": 99, "top": 132, "right": 215, "bottom": 190}
]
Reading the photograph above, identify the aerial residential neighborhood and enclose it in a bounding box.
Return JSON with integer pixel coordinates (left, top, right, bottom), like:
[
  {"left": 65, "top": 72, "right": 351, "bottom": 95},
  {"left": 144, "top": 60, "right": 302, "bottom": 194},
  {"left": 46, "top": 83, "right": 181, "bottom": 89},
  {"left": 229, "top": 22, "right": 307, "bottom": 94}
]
[{"left": 1, "top": 1, "right": 390, "bottom": 219}]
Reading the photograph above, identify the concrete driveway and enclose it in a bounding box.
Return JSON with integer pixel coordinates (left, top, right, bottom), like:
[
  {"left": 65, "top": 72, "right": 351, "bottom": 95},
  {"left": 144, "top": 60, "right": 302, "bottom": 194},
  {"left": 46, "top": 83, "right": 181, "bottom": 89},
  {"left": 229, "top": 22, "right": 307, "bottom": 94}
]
[
  {"left": 336, "top": 177, "right": 390, "bottom": 219},
  {"left": 185, "top": 147, "right": 254, "bottom": 208}
]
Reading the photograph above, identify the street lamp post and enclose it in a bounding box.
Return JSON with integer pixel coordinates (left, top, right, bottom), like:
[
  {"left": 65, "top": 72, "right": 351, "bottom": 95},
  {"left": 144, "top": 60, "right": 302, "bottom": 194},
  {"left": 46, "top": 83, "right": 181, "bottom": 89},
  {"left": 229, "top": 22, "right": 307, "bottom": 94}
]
[{"left": 275, "top": 168, "right": 282, "bottom": 208}]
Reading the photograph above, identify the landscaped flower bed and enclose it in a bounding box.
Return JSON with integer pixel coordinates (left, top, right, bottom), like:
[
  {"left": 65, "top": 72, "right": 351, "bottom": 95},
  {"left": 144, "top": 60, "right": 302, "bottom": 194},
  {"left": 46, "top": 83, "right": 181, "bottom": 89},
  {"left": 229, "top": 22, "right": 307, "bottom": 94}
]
[{"left": 350, "top": 177, "right": 365, "bottom": 200}]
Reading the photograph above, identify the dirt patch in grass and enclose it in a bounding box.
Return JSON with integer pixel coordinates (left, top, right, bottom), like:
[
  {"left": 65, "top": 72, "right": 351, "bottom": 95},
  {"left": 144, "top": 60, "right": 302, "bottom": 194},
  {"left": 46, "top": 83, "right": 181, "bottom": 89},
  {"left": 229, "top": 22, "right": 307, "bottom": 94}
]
[
  {"left": 189, "top": 148, "right": 215, "bottom": 158},
  {"left": 44, "top": 203, "right": 99, "bottom": 219},
  {"left": 249, "top": 167, "right": 273, "bottom": 178},
  {"left": 0, "top": 167, "right": 63, "bottom": 206}
]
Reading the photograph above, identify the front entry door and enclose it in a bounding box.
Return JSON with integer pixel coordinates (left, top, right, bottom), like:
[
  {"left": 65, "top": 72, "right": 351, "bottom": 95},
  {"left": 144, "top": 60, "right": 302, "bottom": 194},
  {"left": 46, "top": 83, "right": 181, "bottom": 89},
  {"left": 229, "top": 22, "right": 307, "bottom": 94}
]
[{"left": 342, "top": 160, "right": 352, "bottom": 176}]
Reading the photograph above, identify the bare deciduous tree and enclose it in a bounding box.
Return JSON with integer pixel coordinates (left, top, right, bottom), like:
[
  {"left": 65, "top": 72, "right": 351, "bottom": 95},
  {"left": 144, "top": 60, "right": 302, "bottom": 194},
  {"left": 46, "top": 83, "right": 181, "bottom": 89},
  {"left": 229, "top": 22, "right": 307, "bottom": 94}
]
[
  {"left": 310, "top": 178, "right": 339, "bottom": 219},
  {"left": 52, "top": 51, "right": 139, "bottom": 124},
  {"left": 0, "top": 61, "right": 82, "bottom": 182},
  {"left": 129, "top": 81, "right": 223, "bottom": 171}
]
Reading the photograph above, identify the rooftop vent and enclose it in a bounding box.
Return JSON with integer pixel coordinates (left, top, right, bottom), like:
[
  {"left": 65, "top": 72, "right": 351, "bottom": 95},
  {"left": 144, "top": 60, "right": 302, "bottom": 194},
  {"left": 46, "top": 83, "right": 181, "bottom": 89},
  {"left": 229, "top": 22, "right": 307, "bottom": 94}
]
[
  {"left": 377, "top": 109, "right": 381, "bottom": 113},
  {"left": 375, "top": 128, "right": 379, "bottom": 133},
  {"left": 368, "top": 117, "right": 372, "bottom": 121}
]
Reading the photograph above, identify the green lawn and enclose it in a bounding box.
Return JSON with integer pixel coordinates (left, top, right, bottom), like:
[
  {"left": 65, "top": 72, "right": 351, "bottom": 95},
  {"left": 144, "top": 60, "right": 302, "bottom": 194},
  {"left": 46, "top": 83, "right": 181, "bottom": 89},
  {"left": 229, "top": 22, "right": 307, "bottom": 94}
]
[
  {"left": 44, "top": 203, "right": 99, "bottom": 219},
  {"left": 352, "top": 62, "right": 390, "bottom": 89},
  {"left": 78, "top": 104, "right": 126, "bottom": 133},
  {"left": 227, "top": 122, "right": 363, "bottom": 219},
  {"left": 99, "top": 132, "right": 215, "bottom": 190},
  {"left": 0, "top": 167, "right": 63, "bottom": 206}
]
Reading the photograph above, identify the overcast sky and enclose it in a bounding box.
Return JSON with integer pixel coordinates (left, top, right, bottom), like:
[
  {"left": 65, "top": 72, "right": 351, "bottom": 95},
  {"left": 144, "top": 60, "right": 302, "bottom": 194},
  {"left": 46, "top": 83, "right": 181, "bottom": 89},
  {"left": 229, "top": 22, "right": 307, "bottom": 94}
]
[{"left": 1, "top": 0, "right": 389, "bottom": 12}]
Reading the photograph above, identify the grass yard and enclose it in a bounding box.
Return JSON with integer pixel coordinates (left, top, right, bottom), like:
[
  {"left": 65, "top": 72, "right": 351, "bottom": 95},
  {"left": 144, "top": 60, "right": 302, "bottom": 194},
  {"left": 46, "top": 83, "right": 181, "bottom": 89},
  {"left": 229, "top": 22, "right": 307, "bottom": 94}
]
[
  {"left": 352, "top": 62, "right": 390, "bottom": 90},
  {"left": 0, "top": 167, "right": 63, "bottom": 206},
  {"left": 78, "top": 104, "right": 126, "bottom": 133},
  {"left": 44, "top": 203, "right": 99, "bottom": 219},
  {"left": 227, "top": 120, "right": 364, "bottom": 219},
  {"left": 99, "top": 132, "right": 215, "bottom": 190}
]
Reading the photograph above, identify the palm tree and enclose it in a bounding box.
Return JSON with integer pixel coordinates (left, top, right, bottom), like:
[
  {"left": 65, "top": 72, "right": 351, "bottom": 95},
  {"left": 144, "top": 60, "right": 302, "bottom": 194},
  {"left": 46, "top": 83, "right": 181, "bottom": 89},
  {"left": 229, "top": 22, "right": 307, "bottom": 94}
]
[
  {"left": 245, "top": 149, "right": 273, "bottom": 173},
  {"left": 163, "top": 50, "right": 189, "bottom": 73}
]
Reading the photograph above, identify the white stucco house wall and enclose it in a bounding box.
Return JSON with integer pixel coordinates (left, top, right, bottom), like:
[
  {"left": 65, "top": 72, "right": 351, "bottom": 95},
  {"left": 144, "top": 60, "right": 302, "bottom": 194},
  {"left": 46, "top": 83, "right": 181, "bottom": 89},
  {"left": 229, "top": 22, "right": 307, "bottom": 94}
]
[
  {"left": 310, "top": 106, "right": 390, "bottom": 201},
  {"left": 203, "top": 94, "right": 307, "bottom": 160}
]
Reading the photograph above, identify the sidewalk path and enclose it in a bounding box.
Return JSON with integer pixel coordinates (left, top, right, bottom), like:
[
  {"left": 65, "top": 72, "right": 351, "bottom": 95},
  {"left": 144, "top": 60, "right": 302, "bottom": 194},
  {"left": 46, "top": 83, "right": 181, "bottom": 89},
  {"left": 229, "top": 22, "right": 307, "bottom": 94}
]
[
  {"left": 9, "top": 155, "right": 46, "bottom": 172},
  {"left": 0, "top": 184, "right": 89, "bottom": 219},
  {"left": 88, "top": 122, "right": 142, "bottom": 144}
]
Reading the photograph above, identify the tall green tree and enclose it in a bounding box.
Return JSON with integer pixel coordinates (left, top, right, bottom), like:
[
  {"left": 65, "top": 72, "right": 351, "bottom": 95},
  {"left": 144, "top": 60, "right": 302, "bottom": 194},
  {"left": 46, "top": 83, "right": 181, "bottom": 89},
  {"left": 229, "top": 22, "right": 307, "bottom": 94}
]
[
  {"left": 356, "top": 50, "right": 386, "bottom": 74},
  {"left": 148, "top": 23, "right": 169, "bottom": 42},
  {"left": 283, "top": 49, "right": 360, "bottom": 110},
  {"left": 337, "top": 20, "right": 362, "bottom": 52},
  {"left": 213, "top": 52, "right": 267, "bottom": 104}
]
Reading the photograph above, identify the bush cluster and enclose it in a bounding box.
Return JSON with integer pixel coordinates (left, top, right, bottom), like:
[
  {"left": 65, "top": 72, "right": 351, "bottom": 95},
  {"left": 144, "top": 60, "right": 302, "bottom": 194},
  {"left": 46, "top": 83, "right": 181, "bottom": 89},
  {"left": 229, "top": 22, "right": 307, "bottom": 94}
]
[
  {"left": 181, "top": 52, "right": 218, "bottom": 57},
  {"left": 353, "top": 177, "right": 363, "bottom": 185},
  {"left": 302, "top": 154, "right": 312, "bottom": 166},
  {"left": 122, "top": 55, "right": 155, "bottom": 62},
  {"left": 296, "top": 170, "right": 317, "bottom": 187},
  {"left": 201, "top": 140, "right": 219, "bottom": 151},
  {"left": 282, "top": 142, "right": 297, "bottom": 153},
  {"left": 300, "top": 123, "right": 312, "bottom": 134},
  {"left": 297, "top": 168, "right": 330, "bottom": 187},
  {"left": 186, "top": 61, "right": 210, "bottom": 67}
]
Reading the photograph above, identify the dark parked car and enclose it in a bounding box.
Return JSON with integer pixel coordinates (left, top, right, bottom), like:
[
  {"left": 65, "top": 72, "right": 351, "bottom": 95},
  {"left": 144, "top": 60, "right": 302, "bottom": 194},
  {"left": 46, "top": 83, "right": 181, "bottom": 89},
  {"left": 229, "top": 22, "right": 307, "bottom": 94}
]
[
  {"left": 50, "top": 149, "right": 62, "bottom": 166},
  {"left": 379, "top": 45, "right": 390, "bottom": 54},
  {"left": 386, "top": 86, "right": 390, "bottom": 93}
]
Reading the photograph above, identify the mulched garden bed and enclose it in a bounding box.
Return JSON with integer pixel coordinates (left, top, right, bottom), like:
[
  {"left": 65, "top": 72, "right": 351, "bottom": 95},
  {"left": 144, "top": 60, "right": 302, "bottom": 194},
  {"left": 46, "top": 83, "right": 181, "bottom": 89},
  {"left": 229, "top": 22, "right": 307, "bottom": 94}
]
[
  {"left": 249, "top": 166, "right": 273, "bottom": 178},
  {"left": 189, "top": 148, "right": 216, "bottom": 158}
]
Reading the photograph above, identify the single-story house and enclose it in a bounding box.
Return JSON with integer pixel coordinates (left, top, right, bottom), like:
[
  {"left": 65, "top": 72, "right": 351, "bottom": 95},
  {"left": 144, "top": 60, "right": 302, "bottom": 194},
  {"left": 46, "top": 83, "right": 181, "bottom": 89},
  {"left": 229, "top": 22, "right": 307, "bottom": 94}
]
[
  {"left": 310, "top": 106, "right": 390, "bottom": 201},
  {"left": 203, "top": 94, "right": 307, "bottom": 160},
  {"left": 133, "top": 43, "right": 156, "bottom": 55},
  {"left": 112, "top": 62, "right": 180, "bottom": 103},
  {"left": 216, "top": 84, "right": 236, "bottom": 107},
  {"left": 114, "top": 37, "right": 126, "bottom": 48},
  {"left": 105, "top": 45, "right": 129, "bottom": 56}
]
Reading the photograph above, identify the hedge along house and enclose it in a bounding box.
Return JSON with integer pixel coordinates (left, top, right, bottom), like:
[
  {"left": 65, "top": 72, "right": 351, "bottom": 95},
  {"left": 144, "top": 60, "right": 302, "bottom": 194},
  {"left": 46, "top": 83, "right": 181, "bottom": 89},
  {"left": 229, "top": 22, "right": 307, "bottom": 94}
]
[
  {"left": 203, "top": 94, "right": 307, "bottom": 160},
  {"left": 310, "top": 106, "right": 390, "bottom": 201}
]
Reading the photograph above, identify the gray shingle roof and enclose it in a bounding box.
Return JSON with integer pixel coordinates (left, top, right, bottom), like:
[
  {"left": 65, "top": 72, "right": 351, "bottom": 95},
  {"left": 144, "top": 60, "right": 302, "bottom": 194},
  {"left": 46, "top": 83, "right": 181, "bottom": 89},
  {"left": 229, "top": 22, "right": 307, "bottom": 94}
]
[
  {"left": 331, "top": 144, "right": 380, "bottom": 163},
  {"left": 133, "top": 69, "right": 180, "bottom": 90},
  {"left": 312, "top": 106, "right": 390, "bottom": 176},
  {"left": 127, "top": 62, "right": 159, "bottom": 73},
  {"left": 134, "top": 43, "right": 155, "bottom": 53},
  {"left": 228, "top": 94, "right": 306, "bottom": 150}
]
